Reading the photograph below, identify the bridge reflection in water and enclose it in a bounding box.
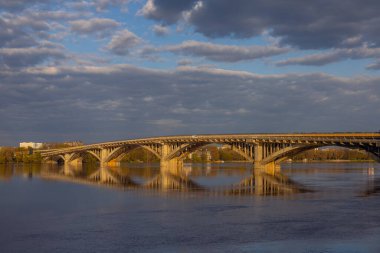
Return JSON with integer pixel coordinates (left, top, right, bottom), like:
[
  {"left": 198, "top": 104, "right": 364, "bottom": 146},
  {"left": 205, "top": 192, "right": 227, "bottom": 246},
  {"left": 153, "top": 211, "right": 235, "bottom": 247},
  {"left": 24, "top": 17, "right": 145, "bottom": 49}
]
[{"left": 38, "top": 162, "right": 310, "bottom": 196}]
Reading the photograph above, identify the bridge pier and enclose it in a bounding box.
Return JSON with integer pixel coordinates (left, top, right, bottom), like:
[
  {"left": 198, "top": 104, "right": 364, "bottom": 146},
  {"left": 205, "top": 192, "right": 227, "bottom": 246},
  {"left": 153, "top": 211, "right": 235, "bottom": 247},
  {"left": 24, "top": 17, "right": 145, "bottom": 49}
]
[
  {"left": 254, "top": 143, "right": 263, "bottom": 168},
  {"left": 160, "top": 144, "right": 183, "bottom": 174},
  {"left": 100, "top": 148, "right": 111, "bottom": 166}
]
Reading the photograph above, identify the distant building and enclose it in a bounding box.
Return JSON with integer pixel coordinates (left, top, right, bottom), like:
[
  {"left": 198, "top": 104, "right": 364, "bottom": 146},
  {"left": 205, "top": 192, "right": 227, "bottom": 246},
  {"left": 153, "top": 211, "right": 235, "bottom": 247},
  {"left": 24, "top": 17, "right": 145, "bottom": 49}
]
[{"left": 19, "top": 142, "right": 43, "bottom": 149}]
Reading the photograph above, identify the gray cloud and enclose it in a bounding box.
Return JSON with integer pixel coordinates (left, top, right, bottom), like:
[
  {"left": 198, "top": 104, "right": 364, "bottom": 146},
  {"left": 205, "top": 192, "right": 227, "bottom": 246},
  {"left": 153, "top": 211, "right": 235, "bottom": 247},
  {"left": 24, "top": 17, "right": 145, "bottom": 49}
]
[
  {"left": 277, "top": 47, "right": 380, "bottom": 66},
  {"left": 1, "top": 64, "right": 379, "bottom": 145},
  {"left": 70, "top": 18, "right": 120, "bottom": 37},
  {"left": 106, "top": 29, "right": 142, "bottom": 55},
  {"left": 0, "top": 10, "right": 67, "bottom": 68},
  {"left": 0, "top": 0, "right": 52, "bottom": 11},
  {"left": 0, "top": 9, "right": 86, "bottom": 49},
  {"left": 142, "top": 0, "right": 380, "bottom": 50},
  {"left": 0, "top": 17, "right": 37, "bottom": 48},
  {"left": 0, "top": 13, "right": 54, "bottom": 48},
  {"left": 166, "top": 40, "right": 289, "bottom": 62},
  {"left": 0, "top": 46, "right": 66, "bottom": 68}
]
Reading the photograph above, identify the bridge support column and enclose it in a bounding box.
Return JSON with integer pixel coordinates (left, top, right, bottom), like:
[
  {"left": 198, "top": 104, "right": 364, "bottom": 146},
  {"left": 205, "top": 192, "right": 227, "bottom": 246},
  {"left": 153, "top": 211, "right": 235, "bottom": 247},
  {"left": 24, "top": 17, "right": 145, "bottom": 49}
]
[
  {"left": 160, "top": 144, "right": 183, "bottom": 174},
  {"left": 63, "top": 153, "right": 75, "bottom": 165},
  {"left": 254, "top": 143, "right": 281, "bottom": 172},
  {"left": 100, "top": 149, "right": 110, "bottom": 165},
  {"left": 254, "top": 143, "right": 263, "bottom": 168}
]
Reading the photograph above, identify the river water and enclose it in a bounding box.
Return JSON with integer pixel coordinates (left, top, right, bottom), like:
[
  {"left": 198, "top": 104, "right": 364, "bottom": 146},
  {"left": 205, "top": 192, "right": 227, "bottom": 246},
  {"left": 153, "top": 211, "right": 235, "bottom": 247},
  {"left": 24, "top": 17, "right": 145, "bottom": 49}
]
[{"left": 0, "top": 162, "right": 380, "bottom": 253}]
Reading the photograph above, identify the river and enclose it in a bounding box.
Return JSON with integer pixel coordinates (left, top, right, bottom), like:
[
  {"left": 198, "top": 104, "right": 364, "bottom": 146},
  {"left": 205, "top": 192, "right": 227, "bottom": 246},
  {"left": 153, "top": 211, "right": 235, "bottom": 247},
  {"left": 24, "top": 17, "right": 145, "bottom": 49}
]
[{"left": 0, "top": 162, "right": 379, "bottom": 252}]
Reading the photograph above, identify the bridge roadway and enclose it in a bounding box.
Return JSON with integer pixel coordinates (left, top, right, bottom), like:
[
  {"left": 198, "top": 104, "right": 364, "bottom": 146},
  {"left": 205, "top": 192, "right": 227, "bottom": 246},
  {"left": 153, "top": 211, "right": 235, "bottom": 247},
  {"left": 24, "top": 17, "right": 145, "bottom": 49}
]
[{"left": 40, "top": 132, "right": 380, "bottom": 169}]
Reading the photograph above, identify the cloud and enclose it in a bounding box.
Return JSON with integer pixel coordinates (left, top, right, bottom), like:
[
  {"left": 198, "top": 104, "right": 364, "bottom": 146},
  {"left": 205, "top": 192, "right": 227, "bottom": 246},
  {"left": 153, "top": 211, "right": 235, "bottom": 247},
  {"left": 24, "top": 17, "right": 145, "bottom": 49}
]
[
  {"left": 0, "top": 10, "right": 67, "bottom": 68},
  {"left": 152, "top": 24, "right": 170, "bottom": 36},
  {"left": 0, "top": 0, "right": 52, "bottom": 11},
  {"left": 177, "top": 59, "right": 192, "bottom": 66},
  {"left": 367, "top": 61, "right": 380, "bottom": 70},
  {"left": 0, "top": 17, "right": 37, "bottom": 48},
  {"left": 166, "top": 40, "right": 289, "bottom": 62},
  {"left": 0, "top": 46, "right": 66, "bottom": 68},
  {"left": 139, "top": 0, "right": 196, "bottom": 24},
  {"left": 149, "top": 119, "right": 184, "bottom": 128},
  {"left": 95, "top": 0, "right": 131, "bottom": 12},
  {"left": 141, "top": 0, "right": 380, "bottom": 50},
  {"left": 0, "top": 13, "right": 55, "bottom": 48},
  {"left": 0, "top": 9, "right": 86, "bottom": 49},
  {"left": 276, "top": 47, "right": 380, "bottom": 66},
  {"left": 70, "top": 18, "right": 120, "bottom": 37},
  {"left": 1, "top": 64, "right": 379, "bottom": 145},
  {"left": 27, "top": 10, "right": 85, "bottom": 20},
  {"left": 105, "top": 29, "right": 142, "bottom": 55}
]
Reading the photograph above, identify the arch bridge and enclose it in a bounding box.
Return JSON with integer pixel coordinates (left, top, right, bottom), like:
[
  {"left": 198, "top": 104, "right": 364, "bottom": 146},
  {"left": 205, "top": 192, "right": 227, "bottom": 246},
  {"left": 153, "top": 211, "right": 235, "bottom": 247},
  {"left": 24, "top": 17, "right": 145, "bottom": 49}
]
[{"left": 39, "top": 133, "right": 380, "bottom": 169}]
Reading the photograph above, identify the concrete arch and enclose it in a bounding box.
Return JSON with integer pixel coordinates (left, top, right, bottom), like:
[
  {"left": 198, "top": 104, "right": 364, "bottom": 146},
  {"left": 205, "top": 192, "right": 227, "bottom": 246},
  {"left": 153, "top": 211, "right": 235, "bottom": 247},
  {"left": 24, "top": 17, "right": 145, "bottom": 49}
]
[
  {"left": 166, "top": 142, "right": 254, "bottom": 162},
  {"left": 43, "top": 154, "right": 65, "bottom": 163},
  {"left": 66, "top": 151, "right": 101, "bottom": 163},
  {"left": 86, "top": 151, "right": 101, "bottom": 162},
  {"left": 104, "top": 144, "right": 161, "bottom": 163},
  {"left": 261, "top": 144, "right": 380, "bottom": 165}
]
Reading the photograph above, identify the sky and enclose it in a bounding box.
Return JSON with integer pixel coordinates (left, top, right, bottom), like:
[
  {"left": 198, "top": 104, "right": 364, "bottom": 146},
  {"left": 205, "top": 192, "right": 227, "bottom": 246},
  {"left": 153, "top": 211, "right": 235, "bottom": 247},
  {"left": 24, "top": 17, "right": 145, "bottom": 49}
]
[{"left": 0, "top": 0, "right": 379, "bottom": 145}]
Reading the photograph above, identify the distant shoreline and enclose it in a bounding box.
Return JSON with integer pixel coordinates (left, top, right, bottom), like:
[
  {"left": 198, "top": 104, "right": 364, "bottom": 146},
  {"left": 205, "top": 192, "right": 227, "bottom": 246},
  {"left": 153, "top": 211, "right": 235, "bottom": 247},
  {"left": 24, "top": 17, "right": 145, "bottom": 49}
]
[
  {"left": 284, "top": 160, "right": 375, "bottom": 163},
  {"left": 188, "top": 160, "right": 376, "bottom": 164}
]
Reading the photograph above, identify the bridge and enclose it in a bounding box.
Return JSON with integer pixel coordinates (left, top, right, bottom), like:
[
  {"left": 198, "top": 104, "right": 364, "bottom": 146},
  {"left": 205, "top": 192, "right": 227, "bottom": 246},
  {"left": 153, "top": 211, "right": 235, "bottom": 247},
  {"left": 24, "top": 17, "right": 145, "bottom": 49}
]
[{"left": 40, "top": 132, "right": 380, "bottom": 169}]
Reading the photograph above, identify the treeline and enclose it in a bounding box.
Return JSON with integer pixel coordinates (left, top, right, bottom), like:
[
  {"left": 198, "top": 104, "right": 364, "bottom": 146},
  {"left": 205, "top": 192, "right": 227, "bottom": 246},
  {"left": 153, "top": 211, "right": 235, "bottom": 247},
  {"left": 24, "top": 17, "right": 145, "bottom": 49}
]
[
  {"left": 292, "top": 149, "right": 370, "bottom": 161},
  {"left": 0, "top": 147, "right": 42, "bottom": 164}
]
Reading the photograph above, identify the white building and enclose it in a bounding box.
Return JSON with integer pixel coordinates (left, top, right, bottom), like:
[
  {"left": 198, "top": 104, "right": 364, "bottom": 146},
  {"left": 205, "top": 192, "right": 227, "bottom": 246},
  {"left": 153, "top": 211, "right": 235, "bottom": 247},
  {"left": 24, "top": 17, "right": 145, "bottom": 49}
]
[{"left": 20, "top": 142, "right": 43, "bottom": 149}]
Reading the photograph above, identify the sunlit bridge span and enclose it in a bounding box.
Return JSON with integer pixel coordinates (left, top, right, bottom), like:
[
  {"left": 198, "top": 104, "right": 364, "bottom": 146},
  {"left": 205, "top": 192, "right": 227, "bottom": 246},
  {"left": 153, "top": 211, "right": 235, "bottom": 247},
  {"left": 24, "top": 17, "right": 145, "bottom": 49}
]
[{"left": 40, "top": 133, "right": 380, "bottom": 170}]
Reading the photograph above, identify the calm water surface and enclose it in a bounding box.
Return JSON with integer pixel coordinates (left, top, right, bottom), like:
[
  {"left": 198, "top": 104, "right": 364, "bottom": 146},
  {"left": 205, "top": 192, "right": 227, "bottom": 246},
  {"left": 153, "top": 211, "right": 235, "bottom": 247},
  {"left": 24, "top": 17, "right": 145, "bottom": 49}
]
[{"left": 0, "top": 162, "right": 380, "bottom": 253}]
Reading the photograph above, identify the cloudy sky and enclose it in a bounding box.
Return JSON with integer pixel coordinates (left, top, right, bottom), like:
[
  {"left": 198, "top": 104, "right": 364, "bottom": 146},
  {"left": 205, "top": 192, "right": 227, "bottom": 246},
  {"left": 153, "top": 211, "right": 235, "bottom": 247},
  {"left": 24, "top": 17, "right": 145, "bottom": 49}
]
[{"left": 0, "top": 0, "right": 379, "bottom": 145}]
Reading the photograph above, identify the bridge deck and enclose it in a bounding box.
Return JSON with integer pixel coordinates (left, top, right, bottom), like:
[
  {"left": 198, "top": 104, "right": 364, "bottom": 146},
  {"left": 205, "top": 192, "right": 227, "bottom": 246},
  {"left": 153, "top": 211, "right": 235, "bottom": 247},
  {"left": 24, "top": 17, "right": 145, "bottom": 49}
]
[{"left": 39, "top": 132, "right": 380, "bottom": 155}]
